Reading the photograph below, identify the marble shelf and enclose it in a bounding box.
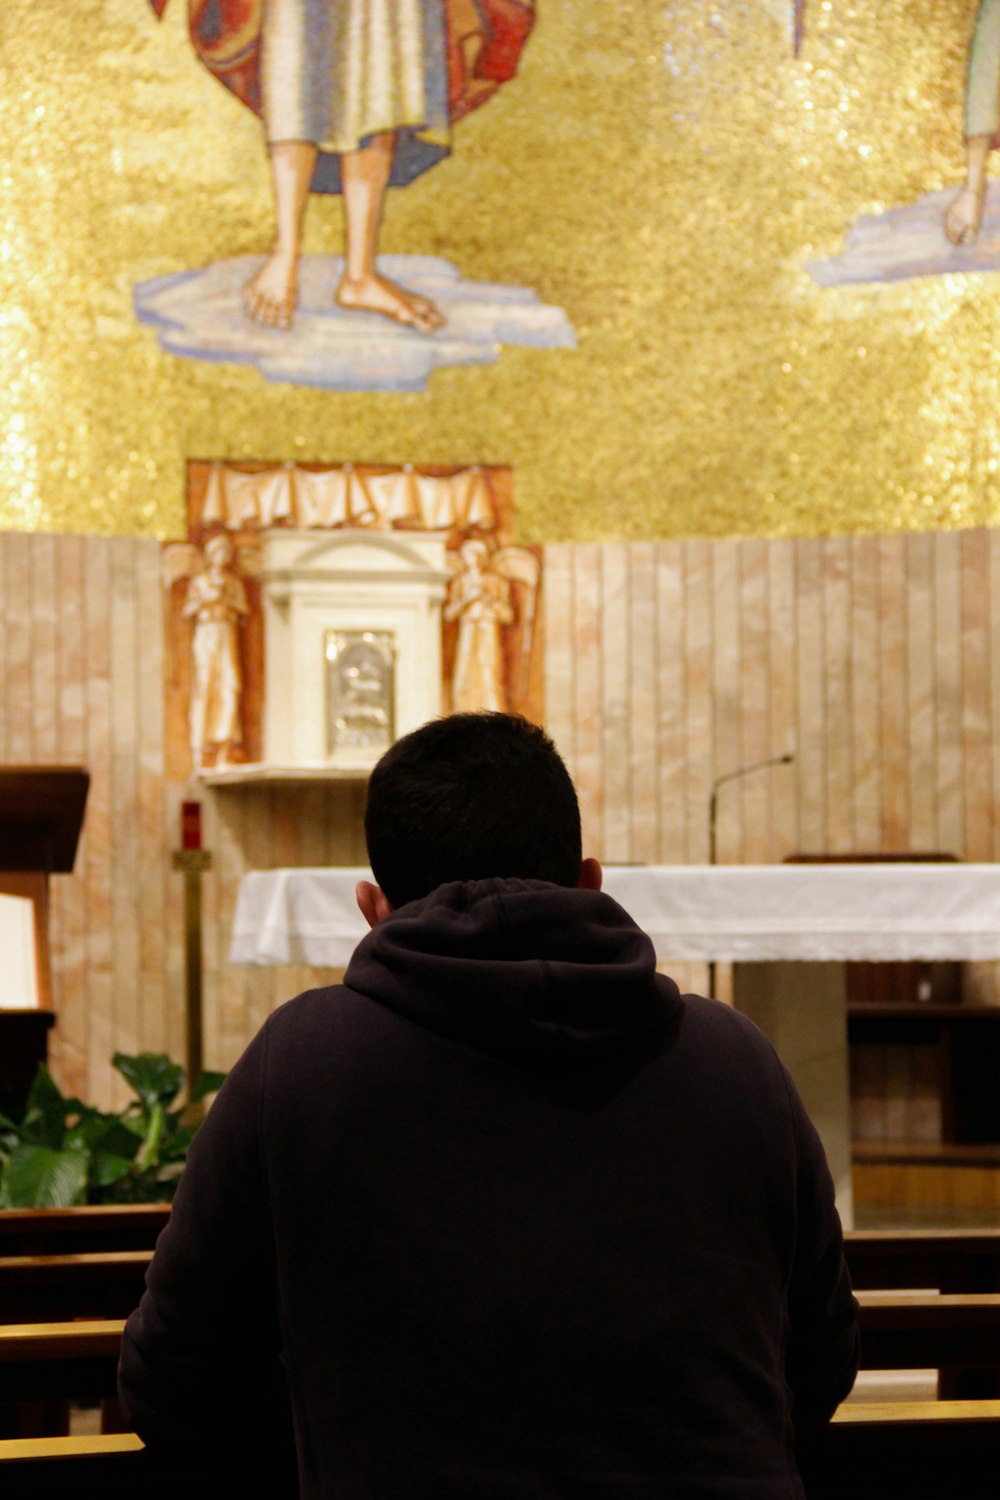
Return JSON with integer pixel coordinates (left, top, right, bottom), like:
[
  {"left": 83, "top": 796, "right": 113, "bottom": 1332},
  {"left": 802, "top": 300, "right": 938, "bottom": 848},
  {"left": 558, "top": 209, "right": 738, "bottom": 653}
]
[{"left": 199, "top": 762, "right": 370, "bottom": 787}]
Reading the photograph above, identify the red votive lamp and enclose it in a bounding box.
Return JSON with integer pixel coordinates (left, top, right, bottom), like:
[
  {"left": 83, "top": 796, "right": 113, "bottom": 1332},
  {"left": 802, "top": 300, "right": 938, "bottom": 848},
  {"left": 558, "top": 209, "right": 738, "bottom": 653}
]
[{"left": 181, "top": 800, "right": 203, "bottom": 851}]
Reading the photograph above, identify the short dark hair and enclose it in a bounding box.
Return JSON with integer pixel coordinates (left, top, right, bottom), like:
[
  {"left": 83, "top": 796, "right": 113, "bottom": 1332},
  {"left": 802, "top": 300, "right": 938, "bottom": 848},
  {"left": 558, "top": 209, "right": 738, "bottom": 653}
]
[{"left": 364, "top": 713, "right": 583, "bottom": 908}]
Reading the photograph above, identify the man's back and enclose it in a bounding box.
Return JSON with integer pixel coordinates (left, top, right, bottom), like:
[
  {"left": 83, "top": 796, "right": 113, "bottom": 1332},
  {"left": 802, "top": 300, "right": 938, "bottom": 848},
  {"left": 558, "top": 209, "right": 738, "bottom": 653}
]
[{"left": 120, "top": 877, "right": 858, "bottom": 1498}]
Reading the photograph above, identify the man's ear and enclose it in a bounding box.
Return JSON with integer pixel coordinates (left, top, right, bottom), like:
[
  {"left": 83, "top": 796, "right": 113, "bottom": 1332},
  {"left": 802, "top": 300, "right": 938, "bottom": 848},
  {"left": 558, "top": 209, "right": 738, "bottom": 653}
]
[
  {"left": 577, "top": 857, "right": 603, "bottom": 892},
  {"left": 356, "top": 880, "right": 394, "bottom": 929}
]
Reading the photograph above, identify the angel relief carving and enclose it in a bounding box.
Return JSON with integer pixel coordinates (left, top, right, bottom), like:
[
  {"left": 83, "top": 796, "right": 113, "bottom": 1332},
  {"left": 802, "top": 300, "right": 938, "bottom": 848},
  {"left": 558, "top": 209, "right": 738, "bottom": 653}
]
[
  {"left": 164, "top": 464, "right": 543, "bottom": 780},
  {"left": 163, "top": 534, "right": 261, "bottom": 773},
  {"left": 444, "top": 539, "right": 540, "bottom": 715}
]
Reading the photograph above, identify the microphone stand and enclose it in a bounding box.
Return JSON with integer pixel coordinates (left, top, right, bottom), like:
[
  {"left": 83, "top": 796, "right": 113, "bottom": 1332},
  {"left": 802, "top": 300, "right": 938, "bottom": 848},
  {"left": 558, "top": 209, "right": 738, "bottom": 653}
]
[{"left": 707, "top": 753, "right": 794, "bottom": 999}]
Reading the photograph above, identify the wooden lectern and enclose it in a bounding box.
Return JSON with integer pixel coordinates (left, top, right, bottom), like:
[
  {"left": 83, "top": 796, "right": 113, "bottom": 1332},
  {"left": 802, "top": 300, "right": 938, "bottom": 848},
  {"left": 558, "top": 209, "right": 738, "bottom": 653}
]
[{"left": 0, "top": 767, "right": 89, "bottom": 1118}]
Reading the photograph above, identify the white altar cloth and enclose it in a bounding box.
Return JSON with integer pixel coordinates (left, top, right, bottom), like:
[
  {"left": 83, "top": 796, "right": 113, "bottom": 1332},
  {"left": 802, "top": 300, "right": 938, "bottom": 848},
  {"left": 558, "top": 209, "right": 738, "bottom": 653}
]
[{"left": 228, "top": 864, "right": 1000, "bottom": 968}]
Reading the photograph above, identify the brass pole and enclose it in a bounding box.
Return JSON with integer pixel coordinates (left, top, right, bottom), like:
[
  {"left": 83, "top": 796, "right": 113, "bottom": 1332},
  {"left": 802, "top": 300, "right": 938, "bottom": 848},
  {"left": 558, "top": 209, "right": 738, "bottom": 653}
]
[{"left": 173, "top": 848, "right": 212, "bottom": 1087}]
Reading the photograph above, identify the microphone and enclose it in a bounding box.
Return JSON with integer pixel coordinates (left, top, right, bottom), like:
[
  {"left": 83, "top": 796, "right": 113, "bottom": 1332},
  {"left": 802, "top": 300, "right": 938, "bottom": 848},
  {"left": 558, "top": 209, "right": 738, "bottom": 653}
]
[
  {"left": 709, "top": 754, "right": 795, "bottom": 867},
  {"left": 706, "top": 753, "right": 795, "bottom": 1000}
]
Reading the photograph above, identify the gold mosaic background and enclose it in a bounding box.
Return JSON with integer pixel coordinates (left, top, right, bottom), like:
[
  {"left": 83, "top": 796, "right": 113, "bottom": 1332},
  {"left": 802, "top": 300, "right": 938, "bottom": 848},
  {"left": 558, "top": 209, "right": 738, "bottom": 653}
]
[{"left": 2, "top": 0, "right": 998, "bottom": 542}]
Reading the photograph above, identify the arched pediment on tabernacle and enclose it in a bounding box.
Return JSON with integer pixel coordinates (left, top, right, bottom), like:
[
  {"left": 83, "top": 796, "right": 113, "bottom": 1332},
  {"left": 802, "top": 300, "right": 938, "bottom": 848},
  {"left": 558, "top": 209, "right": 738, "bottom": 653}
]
[{"left": 256, "top": 529, "right": 450, "bottom": 775}]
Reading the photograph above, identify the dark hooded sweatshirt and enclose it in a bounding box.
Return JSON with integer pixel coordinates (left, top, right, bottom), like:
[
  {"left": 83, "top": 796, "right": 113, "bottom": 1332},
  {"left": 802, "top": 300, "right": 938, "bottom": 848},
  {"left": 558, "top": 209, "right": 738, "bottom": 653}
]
[{"left": 119, "top": 879, "right": 859, "bottom": 1499}]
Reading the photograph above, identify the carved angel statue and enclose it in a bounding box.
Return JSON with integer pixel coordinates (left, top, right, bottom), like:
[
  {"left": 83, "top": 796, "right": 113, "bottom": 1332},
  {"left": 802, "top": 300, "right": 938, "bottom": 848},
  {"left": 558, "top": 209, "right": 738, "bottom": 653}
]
[
  {"left": 163, "top": 534, "right": 257, "bottom": 770},
  {"left": 444, "top": 539, "right": 539, "bottom": 714}
]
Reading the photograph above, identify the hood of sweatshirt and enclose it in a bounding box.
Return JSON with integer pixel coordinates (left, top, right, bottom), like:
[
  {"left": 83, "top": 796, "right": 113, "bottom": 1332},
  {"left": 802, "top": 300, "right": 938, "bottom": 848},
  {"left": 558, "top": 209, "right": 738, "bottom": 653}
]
[{"left": 343, "top": 878, "right": 682, "bottom": 1105}]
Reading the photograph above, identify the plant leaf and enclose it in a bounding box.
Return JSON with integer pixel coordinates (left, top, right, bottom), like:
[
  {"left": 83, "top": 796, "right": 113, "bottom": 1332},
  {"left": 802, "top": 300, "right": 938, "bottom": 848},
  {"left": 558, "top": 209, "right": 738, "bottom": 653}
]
[
  {"left": 190, "top": 1070, "right": 227, "bottom": 1104},
  {"left": 0, "top": 1144, "right": 89, "bottom": 1207},
  {"left": 90, "top": 1151, "right": 139, "bottom": 1189},
  {"left": 24, "top": 1065, "right": 66, "bottom": 1115},
  {"left": 92, "top": 1119, "right": 146, "bottom": 1157},
  {"left": 64, "top": 1107, "right": 122, "bottom": 1153},
  {"left": 0, "top": 1051, "right": 211, "bottom": 1207},
  {"left": 160, "top": 1123, "right": 198, "bottom": 1160},
  {"left": 113, "top": 1052, "right": 184, "bottom": 1111},
  {"left": 135, "top": 1101, "right": 166, "bottom": 1174},
  {"left": 18, "top": 1066, "right": 87, "bottom": 1148}
]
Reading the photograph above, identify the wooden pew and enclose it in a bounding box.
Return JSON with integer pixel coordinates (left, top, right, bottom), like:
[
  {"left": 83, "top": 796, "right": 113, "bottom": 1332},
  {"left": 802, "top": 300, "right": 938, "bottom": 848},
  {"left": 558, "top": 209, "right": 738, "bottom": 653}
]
[
  {"left": 845, "top": 1227, "right": 1000, "bottom": 1293},
  {"left": 0, "top": 1322, "right": 123, "bottom": 1408},
  {"left": 0, "top": 1433, "right": 162, "bottom": 1500},
  {"left": 0, "top": 1211, "right": 155, "bottom": 1427},
  {"left": 806, "top": 1399, "right": 1000, "bottom": 1499},
  {"left": 2, "top": 1404, "right": 1000, "bottom": 1500},
  {"left": 856, "top": 1289, "right": 1000, "bottom": 1401},
  {"left": 0, "top": 1236, "right": 150, "bottom": 1434},
  {"left": 5, "top": 1216, "right": 990, "bottom": 1283},
  {"left": 0, "top": 1206, "right": 169, "bottom": 1258},
  {"left": 2, "top": 1283, "right": 995, "bottom": 1472},
  {"left": 846, "top": 1230, "right": 1000, "bottom": 1397},
  {"left": 0, "top": 1252, "right": 149, "bottom": 1324},
  {"left": 856, "top": 1291, "right": 1000, "bottom": 1373},
  {"left": 2, "top": 1294, "right": 997, "bottom": 1400},
  {"left": 0, "top": 1321, "right": 125, "bottom": 1439}
]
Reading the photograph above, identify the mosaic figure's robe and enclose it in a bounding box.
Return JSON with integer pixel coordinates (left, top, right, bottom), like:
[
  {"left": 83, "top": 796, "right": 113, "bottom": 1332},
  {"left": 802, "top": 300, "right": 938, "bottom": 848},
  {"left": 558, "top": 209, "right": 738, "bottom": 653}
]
[{"left": 150, "top": 0, "right": 535, "bottom": 191}]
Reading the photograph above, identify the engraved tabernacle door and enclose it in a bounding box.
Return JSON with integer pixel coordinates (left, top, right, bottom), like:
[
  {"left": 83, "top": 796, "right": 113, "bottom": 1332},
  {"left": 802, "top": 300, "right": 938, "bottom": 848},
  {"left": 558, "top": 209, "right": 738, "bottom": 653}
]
[{"left": 260, "top": 530, "right": 450, "bottom": 771}]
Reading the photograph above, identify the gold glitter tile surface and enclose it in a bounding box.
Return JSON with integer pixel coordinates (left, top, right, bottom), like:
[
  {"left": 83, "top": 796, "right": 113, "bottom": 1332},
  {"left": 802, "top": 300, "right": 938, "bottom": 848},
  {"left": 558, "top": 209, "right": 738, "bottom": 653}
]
[{"left": 0, "top": 0, "right": 997, "bottom": 541}]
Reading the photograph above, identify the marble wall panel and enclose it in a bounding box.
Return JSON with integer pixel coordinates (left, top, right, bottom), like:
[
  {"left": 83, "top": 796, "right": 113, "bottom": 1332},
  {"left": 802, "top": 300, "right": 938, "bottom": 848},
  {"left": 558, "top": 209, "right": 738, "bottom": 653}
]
[
  {"left": 823, "top": 537, "right": 854, "bottom": 853},
  {"left": 600, "top": 546, "right": 631, "bottom": 863},
  {"left": 850, "top": 536, "right": 882, "bottom": 853},
  {"left": 682, "top": 541, "right": 714, "bottom": 865},
  {"left": 654, "top": 542, "right": 686, "bottom": 864},
  {"left": 4, "top": 534, "right": 33, "bottom": 764},
  {"left": 53, "top": 536, "right": 88, "bottom": 1099},
  {"left": 628, "top": 545, "right": 659, "bottom": 868},
  {"left": 571, "top": 545, "right": 604, "bottom": 859},
  {"left": 767, "top": 539, "right": 799, "bottom": 863},
  {"left": 906, "top": 534, "right": 937, "bottom": 850},
  {"left": 81, "top": 537, "right": 115, "bottom": 1106},
  {"left": 541, "top": 544, "right": 575, "bottom": 772},
  {"left": 962, "top": 531, "right": 995, "bottom": 861},
  {"left": 739, "top": 540, "right": 770, "bottom": 866},
  {"left": 109, "top": 540, "right": 143, "bottom": 1080},
  {"left": 136, "top": 542, "right": 168, "bottom": 1058},
  {"left": 30, "top": 537, "right": 58, "bottom": 761},
  {"left": 934, "top": 533, "right": 965, "bottom": 856},
  {"left": 712, "top": 542, "right": 743, "bottom": 864},
  {"left": 4, "top": 526, "right": 1000, "bottom": 1118},
  {"left": 991, "top": 531, "right": 1000, "bottom": 863},
  {"left": 878, "top": 538, "right": 910, "bottom": 850},
  {"left": 795, "top": 538, "right": 826, "bottom": 852}
]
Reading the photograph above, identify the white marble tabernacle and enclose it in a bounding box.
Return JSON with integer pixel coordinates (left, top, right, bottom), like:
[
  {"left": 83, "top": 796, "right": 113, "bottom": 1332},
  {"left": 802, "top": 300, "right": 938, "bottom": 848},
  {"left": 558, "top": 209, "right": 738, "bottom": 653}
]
[{"left": 259, "top": 530, "right": 450, "bottom": 772}]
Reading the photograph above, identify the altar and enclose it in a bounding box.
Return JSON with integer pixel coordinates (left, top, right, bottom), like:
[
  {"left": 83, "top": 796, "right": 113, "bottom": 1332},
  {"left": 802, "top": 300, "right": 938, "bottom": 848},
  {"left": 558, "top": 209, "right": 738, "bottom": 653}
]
[{"left": 229, "top": 864, "right": 1000, "bottom": 1225}]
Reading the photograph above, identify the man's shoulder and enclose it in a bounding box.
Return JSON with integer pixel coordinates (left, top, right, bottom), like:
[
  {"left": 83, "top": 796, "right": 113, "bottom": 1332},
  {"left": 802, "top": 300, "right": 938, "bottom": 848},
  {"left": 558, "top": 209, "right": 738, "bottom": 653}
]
[
  {"left": 676, "top": 989, "right": 774, "bottom": 1042},
  {"left": 260, "top": 979, "right": 428, "bottom": 1063},
  {"left": 264, "top": 982, "right": 370, "bottom": 1038},
  {"left": 671, "top": 989, "right": 791, "bottom": 1082}
]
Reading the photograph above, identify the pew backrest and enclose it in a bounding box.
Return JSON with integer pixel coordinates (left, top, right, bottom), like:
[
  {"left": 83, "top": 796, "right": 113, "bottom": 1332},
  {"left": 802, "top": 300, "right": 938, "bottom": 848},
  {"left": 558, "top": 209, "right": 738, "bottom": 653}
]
[
  {"left": 0, "top": 1321, "right": 124, "bottom": 1404},
  {"left": 0, "top": 1252, "right": 149, "bottom": 1323},
  {"left": 807, "top": 1399, "right": 1000, "bottom": 1499},
  {"left": 0, "top": 1206, "right": 169, "bottom": 1258},
  {"left": 845, "top": 1227, "right": 1000, "bottom": 1292},
  {"left": 856, "top": 1291, "right": 1000, "bottom": 1371},
  {"left": 0, "top": 1433, "right": 156, "bottom": 1500},
  {"left": 4, "top": 1403, "right": 1000, "bottom": 1500}
]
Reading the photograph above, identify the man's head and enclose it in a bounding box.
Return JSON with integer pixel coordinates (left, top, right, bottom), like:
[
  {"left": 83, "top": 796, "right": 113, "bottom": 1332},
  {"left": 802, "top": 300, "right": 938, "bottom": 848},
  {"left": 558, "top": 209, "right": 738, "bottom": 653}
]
[{"left": 360, "top": 712, "right": 596, "bottom": 918}]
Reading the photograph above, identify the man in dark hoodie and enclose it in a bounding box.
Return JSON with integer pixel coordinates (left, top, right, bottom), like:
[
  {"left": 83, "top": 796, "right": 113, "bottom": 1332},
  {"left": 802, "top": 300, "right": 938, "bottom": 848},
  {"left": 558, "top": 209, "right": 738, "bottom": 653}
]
[{"left": 119, "top": 711, "right": 859, "bottom": 1498}]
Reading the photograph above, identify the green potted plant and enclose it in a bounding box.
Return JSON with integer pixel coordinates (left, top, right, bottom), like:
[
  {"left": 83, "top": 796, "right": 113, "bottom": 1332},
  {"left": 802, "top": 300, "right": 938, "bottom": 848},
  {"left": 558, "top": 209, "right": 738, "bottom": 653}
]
[{"left": 0, "top": 1053, "right": 225, "bottom": 1208}]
